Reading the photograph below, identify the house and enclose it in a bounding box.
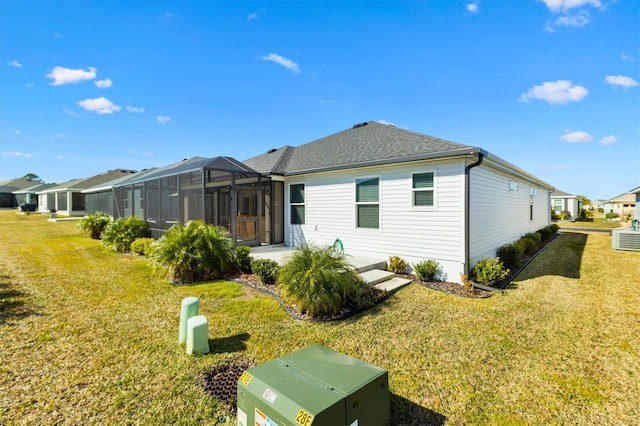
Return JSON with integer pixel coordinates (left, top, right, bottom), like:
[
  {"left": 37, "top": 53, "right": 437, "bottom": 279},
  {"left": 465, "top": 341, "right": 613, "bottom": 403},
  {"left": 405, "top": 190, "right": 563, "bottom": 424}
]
[
  {"left": 37, "top": 169, "right": 137, "bottom": 216},
  {"left": 550, "top": 189, "right": 580, "bottom": 220},
  {"left": 605, "top": 192, "right": 636, "bottom": 220},
  {"left": 102, "top": 121, "right": 552, "bottom": 283},
  {"left": 243, "top": 121, "right": 553, "bottom": 282},
  {"left": 631, "top": 186, "right": 640, "bottom": 221},
  {"left": 83, "top": 168, "right": 158, "bottom": 218},
  {"left": 0, "top": 177, "right": 45, "bottom": 208},
  {"left": 13, "top": 182, "right": 57, "bottom": 209}
]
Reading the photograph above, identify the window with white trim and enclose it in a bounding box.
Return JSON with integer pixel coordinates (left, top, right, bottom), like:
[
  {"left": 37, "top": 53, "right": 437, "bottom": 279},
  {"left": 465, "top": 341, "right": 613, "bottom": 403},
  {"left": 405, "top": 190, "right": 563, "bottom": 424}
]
[
  {"left": 356, "top": 177, "right": 379, "bottom": 228},
  {"left": 290, "top": 183, "right": 305, "bottom": 225},
  {"left": 509, "top": 181, "right": 519, "bottom": 192},
  {"left": 412, "top": 172, "right": 434, "bottom": 207}
]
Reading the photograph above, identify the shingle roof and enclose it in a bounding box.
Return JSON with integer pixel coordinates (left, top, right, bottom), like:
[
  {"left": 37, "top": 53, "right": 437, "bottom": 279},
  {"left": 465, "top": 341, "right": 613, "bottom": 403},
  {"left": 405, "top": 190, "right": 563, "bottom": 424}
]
[
  {"left": 39, "top": 169, "right": 137, "bottom": 193},
  {"left": 550, "top": 189, "right": 574, "bottom": 197},
  {"left": 243, "top": 121, "right": 479, "bottom": 175}
]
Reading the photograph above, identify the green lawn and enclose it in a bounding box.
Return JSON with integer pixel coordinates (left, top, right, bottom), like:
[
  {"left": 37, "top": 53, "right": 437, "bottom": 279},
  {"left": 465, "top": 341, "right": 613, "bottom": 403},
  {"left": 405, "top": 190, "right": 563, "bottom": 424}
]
[{"left": 1, "top": 211, "right": 639, "bottom": 425}]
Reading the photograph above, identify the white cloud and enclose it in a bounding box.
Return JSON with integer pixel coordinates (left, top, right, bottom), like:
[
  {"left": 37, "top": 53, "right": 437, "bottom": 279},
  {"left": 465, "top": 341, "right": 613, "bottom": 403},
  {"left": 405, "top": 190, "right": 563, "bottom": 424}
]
[
  {"left": 551, "top": 11, "right": 590, "bottom": 28},
  {"left": 519, "top": 80, "right": 588, "bottom": 104},
  {"left": 47, "top": 66, "right": 97, "bottom": 86},
  {"left": 143, "top": 151, "right": 154, "bottom": 157},
  {"left": 126, "top": 105, "right": 145, "bottom": 113},
  {"left": 605, "top": 75, "right": 639, "bottom": 89},
  {"left": 561, "top": 130, "right": 593, "bottom": 143},
  {"left": 64, "top": 107, "right": 83, "bottom": 117},
  {"left": 8, "top": 60, "right": 22, "bottom": 68},
  {"left": 1, "top": 151, "right": 32, "bottom": 158},
  {"left": 620, "top": 53, "right": 636, "bottom": 61},
  {"left": 49, "top": 133, "right": 65, "bottom": 140},
  {"left": 13, "top": 130, "right": 21, "bottom": 135},
  {"left": 599, "top": 135, "right": 617, "bottom": 145},
  {"left": 540, "top": 0, "right": 602, "bottom": 12},
  {"left": 467, "top": 1, "right": 480, "bottom": 13},
  {"left": 544, "top": 164, "right": 569, "bottom": 171},
  {"left": 55, "top": 155, "right": 65, "bottom": 160},
  {"left": 259, "top": 53, "right": 300, "bottom": 74},
  {"left": 53, "top": 32, "right": 64, "bottom": 38},
  {"left": 25, "top": 82, "right": 34, "bottom": 88},
  {"left": 77, "top": 97, "right": 121, "bottom": 114},
  {"left": 95, "top": 78, "right": 113, "bottom": 88},
  {"left": 248, "top": 9, "right": 264, "bottom": 20},
  {"left": 320, "top": 99, "right": 337, "bottom": 104},
  {"left": 377, "top": 120, "right": 397, "bottom": 126},
  {"left": 156, "top": 115, "right": 171, "bottom": 124}
]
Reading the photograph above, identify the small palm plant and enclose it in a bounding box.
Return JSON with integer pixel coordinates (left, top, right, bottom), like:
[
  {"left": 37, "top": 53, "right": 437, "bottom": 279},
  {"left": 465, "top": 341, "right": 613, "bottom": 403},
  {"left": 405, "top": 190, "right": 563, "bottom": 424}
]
[
  {"left": 151, "top": 220, "right": 235, "bottom": 284},
  {"left": 78, "top": 211, "right": 112, "bottom": 239},
  {"left": 277, "top": 245, "right": 376, "bottom": 318}
]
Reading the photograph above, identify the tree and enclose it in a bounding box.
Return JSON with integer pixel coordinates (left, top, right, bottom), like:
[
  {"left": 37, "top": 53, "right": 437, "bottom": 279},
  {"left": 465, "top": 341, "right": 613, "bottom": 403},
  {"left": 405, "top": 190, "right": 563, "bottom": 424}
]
[
  {"left": 23, "top": 173, "right": 43, "bottom": 182},
  {"left": 576, "top": 195, "right": 591, "bottom": 207}
]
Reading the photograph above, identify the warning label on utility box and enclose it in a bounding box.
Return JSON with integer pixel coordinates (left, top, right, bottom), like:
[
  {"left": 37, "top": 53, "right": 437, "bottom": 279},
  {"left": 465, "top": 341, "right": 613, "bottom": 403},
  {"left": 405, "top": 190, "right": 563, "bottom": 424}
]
[{"left": 255, "top": 407, "right": 278, "bottom": 426}]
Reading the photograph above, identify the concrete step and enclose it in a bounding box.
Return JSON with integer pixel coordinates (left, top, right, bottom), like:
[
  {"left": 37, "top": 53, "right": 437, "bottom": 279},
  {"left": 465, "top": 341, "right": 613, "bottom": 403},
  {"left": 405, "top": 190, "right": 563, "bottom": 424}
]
[
  {"left": 374, "top": 277, "right": 413, "bottom": 292},
  {"left": 347, "top": 255, "right": 387, "bottom": 273},
  {"left": 359, "top": 269, "right": 395, "bottom": 285}
]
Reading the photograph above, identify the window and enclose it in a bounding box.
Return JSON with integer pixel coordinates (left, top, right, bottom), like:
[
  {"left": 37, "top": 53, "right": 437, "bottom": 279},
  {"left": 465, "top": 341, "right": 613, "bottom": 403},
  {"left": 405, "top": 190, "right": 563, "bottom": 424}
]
[
  {"left": 290, "top": 183, "right": 305, "bottom": 225},
  {"left": 356, "top": 177, "right": 379, "bottom": 228},
  {"left": 553, "top": 199, "right": 563, "bottom": 212},
  {"left": 412, "top": 172, "right": 434, "bottom": 207},
  {"left": 509, "top": 181, "right": 518, "bottom": 192}
]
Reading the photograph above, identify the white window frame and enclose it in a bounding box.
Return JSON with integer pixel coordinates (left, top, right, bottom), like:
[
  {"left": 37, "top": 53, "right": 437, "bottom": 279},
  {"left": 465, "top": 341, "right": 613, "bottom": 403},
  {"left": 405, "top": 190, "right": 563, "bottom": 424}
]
[
  {"left": 411, "top": 170, "right": 437, "bottom": 210},
  {"left": 289, "top": 183, "right": 305, "bottom": 225},
  {"left": 355, "top": 176, "right": 380, "bottom": 230}
]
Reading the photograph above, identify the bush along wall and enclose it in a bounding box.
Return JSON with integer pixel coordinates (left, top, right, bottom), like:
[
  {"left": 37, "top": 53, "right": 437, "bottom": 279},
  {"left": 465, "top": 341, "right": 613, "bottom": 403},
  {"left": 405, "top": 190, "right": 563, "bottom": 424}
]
[{"left": 476, "top": 224, "right": 560, "bottom": 287}]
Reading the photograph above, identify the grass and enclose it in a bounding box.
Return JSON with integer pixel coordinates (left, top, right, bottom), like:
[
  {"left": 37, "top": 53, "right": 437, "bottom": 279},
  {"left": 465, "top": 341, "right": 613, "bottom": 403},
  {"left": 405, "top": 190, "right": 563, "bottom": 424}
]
[
  {"left": 1, "top": 210, "right": 639, "bottom": 425},
  {"left": 557, "top": 217, "right": 622, "bottom": 229}
]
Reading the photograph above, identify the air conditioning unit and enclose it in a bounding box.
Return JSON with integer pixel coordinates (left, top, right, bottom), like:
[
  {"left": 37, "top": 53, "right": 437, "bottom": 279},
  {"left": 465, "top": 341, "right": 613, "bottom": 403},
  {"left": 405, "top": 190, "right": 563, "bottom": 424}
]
[{"left": 612, "top": 229, "right": 640, "bottom": 251}]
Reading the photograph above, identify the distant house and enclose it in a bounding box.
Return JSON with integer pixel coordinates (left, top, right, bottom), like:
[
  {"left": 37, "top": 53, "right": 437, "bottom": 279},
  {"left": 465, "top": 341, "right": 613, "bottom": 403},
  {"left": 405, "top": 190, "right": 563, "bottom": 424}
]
[
  {"left": 606, "top": 192, "right": 636, "bottom": 219},
  {"left": 631, "top": 186, "right": 640, "bottom": 220},
  {"left": 13, "top": 183, "right": 57, "bottom": 208},
  {"left": 99, "top": 121, "right": 553, "bottom": 283},
  {"left": 550, "top": 190, "right": 580, "bottom": 220},
  {"left": 37, "top": 169, "right": 137, "bottom": 216},
  {"left": 0, "top": 177, "right": 45, "bottom": 208}
]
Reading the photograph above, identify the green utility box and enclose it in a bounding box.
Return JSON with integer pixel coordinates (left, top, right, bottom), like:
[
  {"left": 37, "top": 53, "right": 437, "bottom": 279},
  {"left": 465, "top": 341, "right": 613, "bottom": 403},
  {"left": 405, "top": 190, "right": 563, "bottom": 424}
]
[{"left": 237, "top": 344, "right": 389, "bottom": 426}]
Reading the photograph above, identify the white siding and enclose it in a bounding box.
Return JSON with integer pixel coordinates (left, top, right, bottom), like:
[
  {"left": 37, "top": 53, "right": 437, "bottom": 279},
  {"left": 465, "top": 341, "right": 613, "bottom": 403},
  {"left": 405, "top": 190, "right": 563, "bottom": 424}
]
[
  {"left": 284, "top": 158, "right": 467, "bottom": 282},
  {"left": 469, "top": 165, "right": 550, "bottom": 267}
]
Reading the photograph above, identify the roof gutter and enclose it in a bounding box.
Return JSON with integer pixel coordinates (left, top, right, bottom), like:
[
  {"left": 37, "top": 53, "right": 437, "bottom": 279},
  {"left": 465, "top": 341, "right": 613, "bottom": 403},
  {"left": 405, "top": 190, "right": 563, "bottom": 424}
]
[{"left": 464, "top": 149, "right": 486, "bottom": 276}]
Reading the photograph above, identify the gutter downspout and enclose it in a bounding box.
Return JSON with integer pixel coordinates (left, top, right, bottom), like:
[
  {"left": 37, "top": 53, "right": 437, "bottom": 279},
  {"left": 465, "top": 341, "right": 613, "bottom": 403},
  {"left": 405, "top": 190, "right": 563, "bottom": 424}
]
[{"left": 464, "top": 151, "right": 485, "bottom": 276}]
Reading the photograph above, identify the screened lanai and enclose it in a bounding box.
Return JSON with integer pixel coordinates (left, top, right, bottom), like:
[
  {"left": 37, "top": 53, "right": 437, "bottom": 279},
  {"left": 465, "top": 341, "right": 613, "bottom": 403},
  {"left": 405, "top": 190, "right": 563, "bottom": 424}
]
[{"left": 111, "top": 156, "right": 284, "bottom": 246}]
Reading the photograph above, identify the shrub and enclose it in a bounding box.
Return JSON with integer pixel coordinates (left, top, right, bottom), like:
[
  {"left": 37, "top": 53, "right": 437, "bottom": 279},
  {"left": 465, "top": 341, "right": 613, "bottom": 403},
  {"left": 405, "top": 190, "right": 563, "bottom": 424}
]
[
  {"left": 538, "top": 226, "right": 552, "bottom": 242},
  {"left": 277, "top": 245, "right": 376, "bottom": 318},
  {"left": 496, "top": 243, "right": 523, "bottom": 270},
  {"left": 559, "top": 210, "right": 572, "bottom": 220},
  {"left": 151, "top": 220, "right": 235, "bottom": 284},
  {"left": 100, "top": 216, "right": 150, "bottom": 252},
  {"left": 235, "top": 245, "right": 253, "bottom": 273},
  {"left": 251, "top": 258, "right": 280, "bottom": 285},
  {"left": 130, "top": 237, "right": 155, "bottom": 256},
  {"left": 413, "top": 259, "right": 439, "bottom": 281},
  {"left": 547, "top": 223, "right": 559, "bottom": 234},
  {"left": 78, "top": 211, "right": 112, "bottom": 239},
  {"left": 551, "top": 210, "right": 560, "bottom": 220},
  {"left": 605, "top": 211, "right": 619, "bottom": 220},
  {"left": 515, "top": 237, "right": 537, "bottom": 256},
  {"left": 472, "top": 257, "right": 509, "bottom": 286},
  {"left": 523, "top": 232, "right": 542, "bottom": 244},
  {"left": 387, "top": 256, "right": 408, "bottom": 273}
]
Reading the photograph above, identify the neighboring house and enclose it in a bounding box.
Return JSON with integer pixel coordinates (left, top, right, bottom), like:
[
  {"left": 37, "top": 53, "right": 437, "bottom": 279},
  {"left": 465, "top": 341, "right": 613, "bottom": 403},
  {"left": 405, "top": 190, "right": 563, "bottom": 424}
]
[
  {"left": 13, "top": 183, "right": 57, "bottom": 208},
  {"left": 606, "top": 192, "right": 636, "bottom": 219},
  {"left": 37, "top": 169, "right": 137, "bottom": 216},
  {"left": 550, "top": 190, "right": 580, "bottom": 220},
  {"left": 631, "top": 186, "right": 640, "bottom": 220},
  {"left": 0, "top": 177, "right": 44, "bottom": 208},
  {"left": 103, "top": 121, "right": 553, "bottom": 283}
]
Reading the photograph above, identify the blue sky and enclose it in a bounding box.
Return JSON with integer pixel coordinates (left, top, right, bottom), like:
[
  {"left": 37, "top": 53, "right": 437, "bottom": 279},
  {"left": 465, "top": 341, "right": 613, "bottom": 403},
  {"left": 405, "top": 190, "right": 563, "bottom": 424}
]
[{"left": 1, "top": 0, "right": 638, "bottom": 202}]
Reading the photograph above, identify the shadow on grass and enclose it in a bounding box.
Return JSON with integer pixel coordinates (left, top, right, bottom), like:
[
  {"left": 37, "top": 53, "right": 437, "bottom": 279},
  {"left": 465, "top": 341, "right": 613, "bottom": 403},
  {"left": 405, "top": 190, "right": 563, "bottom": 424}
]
[
  {"left": 391, "top": 393, "right": 446, "bottom": 425},
  {"left": 208, "top": 332, "right": 250, "bottom": 354},
  {"left": 0, "top": 274, "right": 39, "bottom": 325},
  {"left": 513, "top": 232, "right": 588, "bottom": 283}
]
